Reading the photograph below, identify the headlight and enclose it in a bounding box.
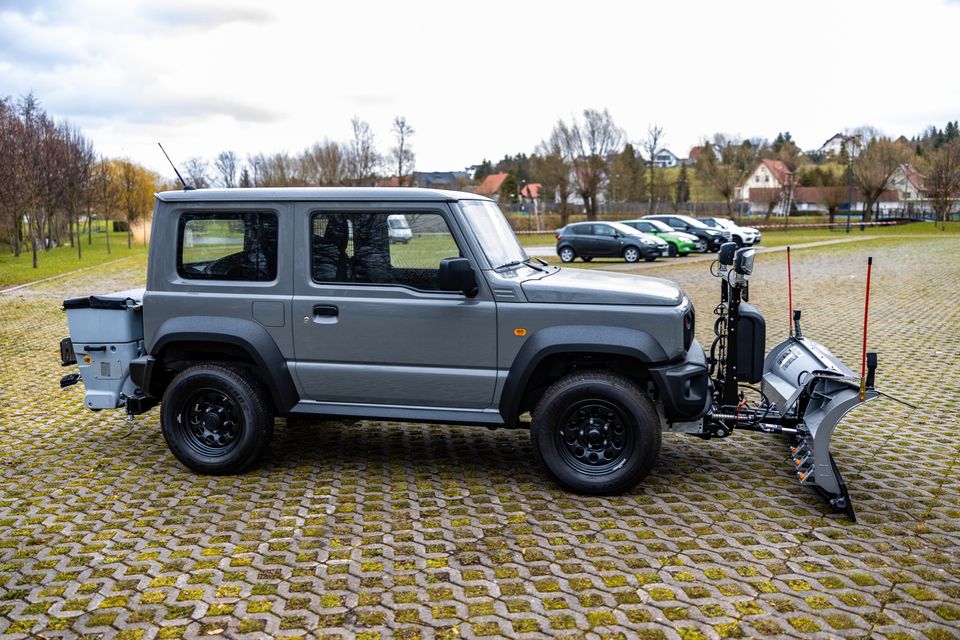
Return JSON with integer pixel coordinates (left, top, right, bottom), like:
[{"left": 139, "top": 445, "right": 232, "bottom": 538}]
[{"left": 640, "top": 238, "right": 655, "bottom": 246}]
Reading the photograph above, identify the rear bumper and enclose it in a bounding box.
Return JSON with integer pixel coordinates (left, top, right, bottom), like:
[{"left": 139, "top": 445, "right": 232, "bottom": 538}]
[{"left": 649, "top": 340, "right": 712, "bottom": 421}]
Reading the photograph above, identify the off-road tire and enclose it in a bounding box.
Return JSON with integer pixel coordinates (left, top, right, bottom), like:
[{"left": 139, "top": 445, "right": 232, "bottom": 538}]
[
  {"left": 531, "top": 371, "right": 661, "bottom": 494},
  {"left": 559, "top": 246, "right": 576, "bottom": 263},
  {"left": 623, "top": 246, "right": 641, "bottom": 263},
  {"left": 161, "top": 364, "right": 274, "bottom": 475}
]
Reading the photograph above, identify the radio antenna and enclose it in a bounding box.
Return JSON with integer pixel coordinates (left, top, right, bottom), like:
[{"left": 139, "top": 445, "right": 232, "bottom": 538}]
[{"left": 158, "top": 143, "right": 195, "bottom": 191}]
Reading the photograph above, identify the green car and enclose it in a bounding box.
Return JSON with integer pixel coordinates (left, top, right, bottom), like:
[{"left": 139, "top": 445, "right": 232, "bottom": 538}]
[{"left": 621, "top": 219, "right": 706, "bottom": 256}]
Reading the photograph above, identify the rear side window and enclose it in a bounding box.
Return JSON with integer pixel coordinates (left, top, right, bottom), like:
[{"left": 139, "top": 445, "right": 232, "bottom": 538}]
[
  {"left": 311, "top": 211, "right": 460, "bottom": 290},
  {"left": 178, "top": 212, "right": 278, "bottom": 281}
]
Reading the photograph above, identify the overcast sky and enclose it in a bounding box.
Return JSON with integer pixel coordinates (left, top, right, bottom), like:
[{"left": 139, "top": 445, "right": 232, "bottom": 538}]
[{"left": 2, "top": 0, "right": 959, "bottom": 181}]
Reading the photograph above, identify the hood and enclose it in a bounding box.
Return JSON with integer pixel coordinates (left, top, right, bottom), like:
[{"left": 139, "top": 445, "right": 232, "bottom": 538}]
[
  {"left": 521, "top": 268, "right": 684, "bottom": 306},
  {"left": 668, "top": 231, "right": 698, "bottom": 243}
]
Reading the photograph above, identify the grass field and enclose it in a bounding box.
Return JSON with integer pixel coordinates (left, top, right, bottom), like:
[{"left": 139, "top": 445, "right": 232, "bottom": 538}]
[
  {"left": 0, "top": 229, "right": 148, "bottom": 288},
  {"left": 2, "top": 221, "right": 955, "bottom": 288}
]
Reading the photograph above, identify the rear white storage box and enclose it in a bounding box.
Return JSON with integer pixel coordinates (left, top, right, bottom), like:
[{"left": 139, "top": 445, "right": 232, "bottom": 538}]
[{"left": 63, "top": 289, "right": 145, "bottom": 410}]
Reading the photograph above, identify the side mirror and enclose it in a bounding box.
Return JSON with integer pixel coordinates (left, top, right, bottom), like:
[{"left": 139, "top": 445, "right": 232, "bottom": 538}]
[
  {"left": 439, "top": 257, "right": 478, "bottom": 297},
  {"left": 734, "top": 247, "right": 755, "bottom": 275},
  {"left": 718, "top": 242, "right": 738, "bottom": 266}
]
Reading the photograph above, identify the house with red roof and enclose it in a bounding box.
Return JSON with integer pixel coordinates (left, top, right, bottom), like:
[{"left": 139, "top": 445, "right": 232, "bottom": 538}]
[
  {"left": 474, "top": 172, "right": 509, "bottom": 198},
  {"left": 887, "top": 163, "right": 926, "bottom": 201},
  {"left": 736, "top": 159, "right": 794, "bottom": 204}
]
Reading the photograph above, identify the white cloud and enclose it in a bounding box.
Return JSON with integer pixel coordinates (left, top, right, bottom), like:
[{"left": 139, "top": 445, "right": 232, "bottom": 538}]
[{"left": 2, "top": 0, "right": 958, "bottom": 179}]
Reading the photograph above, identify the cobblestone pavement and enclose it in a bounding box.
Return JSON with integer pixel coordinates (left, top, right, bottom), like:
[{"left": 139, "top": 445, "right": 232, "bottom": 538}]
[{"left": 1, "top": 238, "right": 958, "bottom": 640}]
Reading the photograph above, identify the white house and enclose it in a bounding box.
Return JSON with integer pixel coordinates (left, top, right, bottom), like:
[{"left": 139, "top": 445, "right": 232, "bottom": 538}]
[
  {"left": 887, "top": 163, "right": 926, "bottom": 202},
  {"left": 736, "top": 159, "right": 793, "bottom": 203},
  {"left": 818, "top": 133, "right": 847, "bottom": 157},
  {"left": 652, "top": 149, "right": 679, "bottom": 168}
]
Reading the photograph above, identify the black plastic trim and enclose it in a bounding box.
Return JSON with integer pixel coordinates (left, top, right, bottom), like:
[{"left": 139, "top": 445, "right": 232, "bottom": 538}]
[
  {"left": 129, "top": 355, "right": 156, "bottom": 393},
  {"left": 499, "top": 325, "right": 669, "bottom": 426},
  {"left": 62, "top": 295, "right": 137, "bottom": 310},
  {"left": 150, "top": 316, "right": 299, "bottom": 414}
]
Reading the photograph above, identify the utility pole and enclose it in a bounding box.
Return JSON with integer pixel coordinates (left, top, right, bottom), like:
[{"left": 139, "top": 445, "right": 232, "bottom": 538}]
[{"left": 842, "top": 134, "right": 859, "bottom": 233}]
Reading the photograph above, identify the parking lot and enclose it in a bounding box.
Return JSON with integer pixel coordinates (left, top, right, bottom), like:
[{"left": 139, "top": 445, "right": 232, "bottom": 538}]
[{"left": 1, "top": 235, "right": 958, "bottom": 639}]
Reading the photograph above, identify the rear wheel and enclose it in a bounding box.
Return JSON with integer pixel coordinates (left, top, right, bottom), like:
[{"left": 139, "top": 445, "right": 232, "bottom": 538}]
[
  {"left": 531, "top": 371, "right": 661, "bottom": 494},
  {"left": 582, "top": 257, "right": 593, "bottom": 262},
  {"left": 559, "top": 246, "right": 577, "bottom": 263},
  {"left": 161, "top": 364, "right": 273, "bottom": 474},
  {"left": 623, "top": 246, "right": 641, "bottom": 263}
]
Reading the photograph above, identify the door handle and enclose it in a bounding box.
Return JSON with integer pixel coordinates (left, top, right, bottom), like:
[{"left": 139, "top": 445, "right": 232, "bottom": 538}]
[{"left": 312, "top": 305, "right": 338, "bottom": 317}]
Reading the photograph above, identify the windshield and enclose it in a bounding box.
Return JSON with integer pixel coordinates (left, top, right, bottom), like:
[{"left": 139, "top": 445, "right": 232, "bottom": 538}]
[
  {"left": 643, "top": 219, "right": 674, "bottom": 233},
  {"left": 608, "top": 221, "right": 646, "bottom": 236},
  {"left": 680, "top": 216, "right": 709, "bottom": 229},
  {"left": 459, "top": 200, "right": 527, "bottom": 268}
]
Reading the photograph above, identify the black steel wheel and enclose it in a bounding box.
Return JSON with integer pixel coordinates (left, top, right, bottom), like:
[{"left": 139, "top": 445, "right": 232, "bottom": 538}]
[
  {"left": 161, "top": 364, "right": 273, "bottom": 474},
  {"left": 531, "top": 371, "right": 661, "bottom": 494}
]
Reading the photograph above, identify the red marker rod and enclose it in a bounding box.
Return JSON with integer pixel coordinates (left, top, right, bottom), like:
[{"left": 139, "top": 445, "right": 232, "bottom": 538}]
[
  {"left": 787, "top": 246, "right": 793, "bottom": 336},
  {"left": 860, "top": 257, "right": 873, "bottom": 400}
]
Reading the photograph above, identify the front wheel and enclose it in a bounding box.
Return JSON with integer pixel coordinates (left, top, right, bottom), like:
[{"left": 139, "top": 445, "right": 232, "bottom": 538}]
[
  {"left": 531, "top": 371, "right": 661, "bottom": 494},
  {"left": 161, "top": 364, "right": 274, "bottom": 475},
  {"left": 667, "top": 243, "right": 678, "bottom": 257},
  {"left": 559, "top": 246, "right": 576, "bottom": 263},
  {"left": 623, "top": 246, "right": 641, "bottom": 263}
]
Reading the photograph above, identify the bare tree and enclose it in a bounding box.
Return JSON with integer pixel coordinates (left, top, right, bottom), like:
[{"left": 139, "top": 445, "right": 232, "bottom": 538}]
[
  {"left": 214, "top": 151, "right": 238, "bottom": 188},
  {"left": 557, "top": 109, "right": 624, "bottom": 220},
  {"left": 534, "top": 124, "right": 575, "bottom": 225},
  {"left": 348, "top": 117, "right": 380, "bottom": 186},
  {"left": 0, "top": 96, "right": 26, "bottom": 256},
  {"left": 250, "top": 152, "right": 298, "bottom": 187},
  {"left": 642, "top": 124, "right": 663, "bottom": 214},
  {"left": 853, "top": 139, "right": 910, "bottom": 222},
  {"left": 117, "top": 160, "right": 157, "bottom": 248},
  {"left": 183, "top": 157, "right": 211, "bottom": 189},
  {"left": 300, "top": 140, "right": 349, "bottom": 186},
  {"left": 695, "top": 142, "right": 740, "bottom": 213},
  {"left": 92, "top": 156, "right": 120, "bottom": 254},
  {"left": 61, "top": 123, "right": 94, "bottom": 259},
  {"left": 391, "top": 116, "right": 415, "bottom": 184},
  {"left": 924, "top": 140, "right": 960, "bottom": 229}
]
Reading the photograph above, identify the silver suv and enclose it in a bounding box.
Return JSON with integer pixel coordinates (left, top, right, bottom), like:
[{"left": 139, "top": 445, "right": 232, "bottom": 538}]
[{"left": 59, "top": 188, "right": 708, "bottom": 495}]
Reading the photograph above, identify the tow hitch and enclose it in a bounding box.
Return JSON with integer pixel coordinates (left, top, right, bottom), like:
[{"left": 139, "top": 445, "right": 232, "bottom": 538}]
[{"left": 704, "top": 243, "right": 880, "bottom": 520}]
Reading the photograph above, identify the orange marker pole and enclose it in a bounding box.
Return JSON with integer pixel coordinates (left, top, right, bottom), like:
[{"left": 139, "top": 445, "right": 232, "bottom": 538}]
[
  {"left": 860, "top": 257, "right": 873, "bottom": 400},
  {"left": 786, "top": 246, "right": 793, "bottom": 336}
]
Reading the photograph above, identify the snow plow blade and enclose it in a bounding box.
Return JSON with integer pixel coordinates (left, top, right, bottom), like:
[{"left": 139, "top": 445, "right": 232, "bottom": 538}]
[{"left": 762, "top": 336, "right": 878, "bottom": 520}]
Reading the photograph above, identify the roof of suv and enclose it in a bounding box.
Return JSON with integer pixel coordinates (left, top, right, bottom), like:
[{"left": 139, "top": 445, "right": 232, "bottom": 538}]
[{"left": 156, "top": 187, "right": 494, "bottom": 203}]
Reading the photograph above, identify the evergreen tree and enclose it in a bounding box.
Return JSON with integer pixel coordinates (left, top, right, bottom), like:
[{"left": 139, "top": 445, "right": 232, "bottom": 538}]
[
  {"left": 473, "top": 159, "right": 493, "bottom": 182},
  {"left": 675, "top": 163, "right": 690, "bottom": 203},
  {"left": 499, "top": 174, "right": 519, "bottom": 203}
]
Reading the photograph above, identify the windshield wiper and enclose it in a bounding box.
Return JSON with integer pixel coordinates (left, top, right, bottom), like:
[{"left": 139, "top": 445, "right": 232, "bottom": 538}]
[{"left": 496, "top": 257, "right": 546, "bottom": 272}]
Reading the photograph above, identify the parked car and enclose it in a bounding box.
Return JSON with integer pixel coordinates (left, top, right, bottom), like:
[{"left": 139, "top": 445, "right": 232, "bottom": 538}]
[
  {"left": 387, "top": 214, "right": 412, "bottom": 243},
  {"left": 555, "top": 221, "right": 670, "bottom": 263},
  {"left": 700, "top": 217, "right": 761, "bottom": 246},
  {"left": 620, "top": 219, "right": 706, "bottom": 256},
  {"left": 643, "top": 214, "right": 731, "bottom": 252}
]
